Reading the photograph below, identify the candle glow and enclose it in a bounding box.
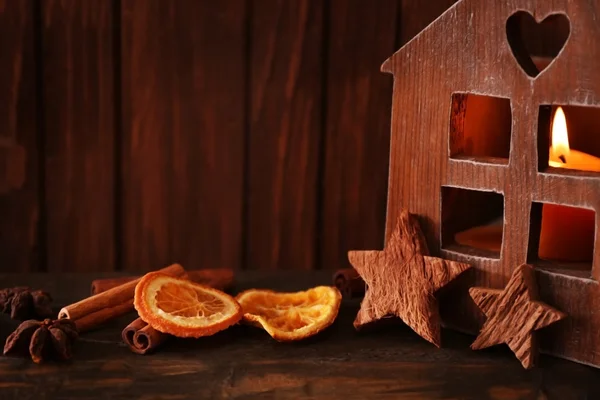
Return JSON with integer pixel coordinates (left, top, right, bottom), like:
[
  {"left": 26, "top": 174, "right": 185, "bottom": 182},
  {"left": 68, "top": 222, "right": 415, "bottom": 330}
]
[
  {"left": 547, "top": 106, "right": 600, "bottom": 172},
  {"left": 549, "top": 107, "right": 570, "bottom": 168},
  {"left": 538, "top": 106, "right": 599, "bottom": 263}
]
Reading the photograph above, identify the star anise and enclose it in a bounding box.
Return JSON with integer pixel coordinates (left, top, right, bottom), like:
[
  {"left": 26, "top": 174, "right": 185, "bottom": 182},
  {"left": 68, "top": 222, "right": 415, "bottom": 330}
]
[
  {"left": 0, "top": 287, "right": 53, "bottom": 320},
  {"left": 3, "top": 318, "right": 78, "bottom": 363}
]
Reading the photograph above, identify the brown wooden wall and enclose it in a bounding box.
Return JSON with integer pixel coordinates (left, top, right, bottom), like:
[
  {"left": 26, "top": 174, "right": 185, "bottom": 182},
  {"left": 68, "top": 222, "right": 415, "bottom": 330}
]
[{"left": 0, "top": 0, "right": 457, "bottom": 273}]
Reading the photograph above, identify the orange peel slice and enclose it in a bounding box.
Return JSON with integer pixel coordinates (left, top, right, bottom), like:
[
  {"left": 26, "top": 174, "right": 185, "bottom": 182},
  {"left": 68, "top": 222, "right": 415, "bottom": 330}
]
[
  {"left": 235, "top": 286, "right": 342, "bottom": 341},
  {"left": 134, "top": 272, "right": 242, "bottom": 338}
]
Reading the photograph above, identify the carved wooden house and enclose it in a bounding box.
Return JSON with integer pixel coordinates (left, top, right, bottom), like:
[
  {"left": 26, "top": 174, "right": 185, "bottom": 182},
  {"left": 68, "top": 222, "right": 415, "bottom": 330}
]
[{"left": 381, "top": 0, "right": 600, "bottom": 367}]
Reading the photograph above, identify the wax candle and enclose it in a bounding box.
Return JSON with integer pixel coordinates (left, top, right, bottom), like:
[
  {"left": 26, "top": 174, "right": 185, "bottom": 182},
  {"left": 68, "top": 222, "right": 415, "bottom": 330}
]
[
  {"left": 454, "top": 218, "right": 503, "bottom": 253},
  {"left": 539, "top": 107, "right": 600, "bottom": 262}
]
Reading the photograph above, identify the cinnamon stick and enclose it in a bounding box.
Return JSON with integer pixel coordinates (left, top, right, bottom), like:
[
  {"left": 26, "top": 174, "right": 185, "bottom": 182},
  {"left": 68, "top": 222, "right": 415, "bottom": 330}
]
[
  {"left": 333, "top": 268, "right": 366, "bottom": 298},
  {"left": 90, "top": 268, "right": 234, "bottom": 295},
  {"left": 120, "top": 269, "right": 234, "bottom": 355},
  {"left": 122, "top": 318, "right": 169, "bottom": 355},
  {"left": 90, "top": 277, "right": 137, "bottom": 295},
  {"left": 59, "top": 264, "right": 186, "bottom": 333}
]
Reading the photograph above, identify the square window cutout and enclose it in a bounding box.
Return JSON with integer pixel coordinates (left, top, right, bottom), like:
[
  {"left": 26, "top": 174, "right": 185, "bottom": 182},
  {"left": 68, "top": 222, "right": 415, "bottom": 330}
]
[
  {"left": 449, "top": 93, "right": 512, "bottom": 164},
  {"left": 441, "top": 186, "right": 504, "bottom": 259},
  {"left": 528, "top": 202, "right": 596, "bottom": 277},
  {"left": 538, "top": 104, "right": 600, "bottom": 175}
]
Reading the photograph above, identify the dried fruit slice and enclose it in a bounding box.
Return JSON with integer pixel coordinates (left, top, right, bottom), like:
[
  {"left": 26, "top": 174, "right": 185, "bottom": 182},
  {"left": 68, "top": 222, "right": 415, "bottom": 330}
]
[
  {"left": 235, "top": 286, "right": 342, "bottom": 342},
  {"left": 134, "top": 272, "right": 242, "bottom": 338}
]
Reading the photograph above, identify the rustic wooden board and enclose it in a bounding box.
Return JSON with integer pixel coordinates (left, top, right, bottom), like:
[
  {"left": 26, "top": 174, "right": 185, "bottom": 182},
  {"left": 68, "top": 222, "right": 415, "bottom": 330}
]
[
  {"left": 320, "top": 0, "right": 398, "bottom": 271},
  {"left": 247, "top": 0, "right": 323, "bottom": 270},
  {"left": 382, "top": 0, "right": 600, "bottom": 367},
  {"left": 42, "top": 0, "right": 115, "bottom": 272},
  {"left": 0, "top": 0, "right": 39, "bottom": 272},
  {"left": 121, "top": 0, "right": 246, "bottom": 272},
  {"left": 1, "top": 271, "right": 600, "bottom": 399}
]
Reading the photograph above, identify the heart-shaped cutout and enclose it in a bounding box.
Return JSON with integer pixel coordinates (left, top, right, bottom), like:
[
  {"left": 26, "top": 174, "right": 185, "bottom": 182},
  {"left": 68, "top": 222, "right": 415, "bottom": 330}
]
[{"left": 506, "top": 11, "right": 570, "bottom": 78}]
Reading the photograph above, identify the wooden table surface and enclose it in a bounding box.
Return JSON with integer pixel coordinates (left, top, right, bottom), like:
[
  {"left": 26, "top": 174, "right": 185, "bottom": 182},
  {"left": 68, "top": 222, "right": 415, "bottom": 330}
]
[{"left": 1, "top": 271, "right": 600, "bottom": 400}]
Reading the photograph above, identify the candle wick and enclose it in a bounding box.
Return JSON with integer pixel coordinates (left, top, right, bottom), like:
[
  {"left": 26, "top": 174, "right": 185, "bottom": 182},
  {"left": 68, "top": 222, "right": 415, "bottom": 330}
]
[{"left": 559, "top": 154, "right": 567, "bottom": 164}]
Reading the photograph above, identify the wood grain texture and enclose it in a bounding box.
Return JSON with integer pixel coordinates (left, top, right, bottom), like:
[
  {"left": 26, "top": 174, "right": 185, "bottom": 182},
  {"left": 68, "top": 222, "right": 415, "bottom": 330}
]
[
  {"left": 470, "top": 264, "right": 567, "bottom": 369},
  {"left": 0, "top": 0, "right": 39, "bottom": 272},
  {"left": 321, "top": 0, "right": 398, "bottom": 271},
  {"left": 348, "top": 209, "right": 471, "bottom": 347},
  {"left": 247, "top": 0, "right": 323, "bottom": 270},
  {"left": 537, "top": 268, "right": 600, "bottom": 368},
  {"left": 3, "top": 271, "right": 598, "bottom": 398},
  {"left": 121, "top": 0, "right": 245, "bottom": 272},
  {"left": 42, "top": 0, "right": 115, "bottom": 272},
  {"left": 382, "top": 0, "right": 600, "bottom": 367}
]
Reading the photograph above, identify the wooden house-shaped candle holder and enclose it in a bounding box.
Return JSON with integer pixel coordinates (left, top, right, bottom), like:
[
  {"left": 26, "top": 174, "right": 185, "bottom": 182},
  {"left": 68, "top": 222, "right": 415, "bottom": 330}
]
[{"left": 382, "top": 0, "right": 600, "bottom": 367}]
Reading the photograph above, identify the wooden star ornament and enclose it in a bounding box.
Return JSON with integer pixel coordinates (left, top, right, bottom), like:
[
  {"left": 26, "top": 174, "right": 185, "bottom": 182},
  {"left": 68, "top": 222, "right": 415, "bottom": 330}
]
[
  {"left": 469, "top": 264, "right": 567, "bottom": 369},
  {"left": 348, "top": 209, "right": 471, "bottom": 347}
]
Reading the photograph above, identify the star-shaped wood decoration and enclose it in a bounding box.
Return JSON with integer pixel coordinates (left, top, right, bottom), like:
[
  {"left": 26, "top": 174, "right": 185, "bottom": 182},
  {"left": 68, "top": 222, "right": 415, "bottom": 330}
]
[
  {"left": 348, "top": 209, "right": 471, "bottom": 347},
  {"left": 469, "top": 264, "right": 567, "bottom": 369}
]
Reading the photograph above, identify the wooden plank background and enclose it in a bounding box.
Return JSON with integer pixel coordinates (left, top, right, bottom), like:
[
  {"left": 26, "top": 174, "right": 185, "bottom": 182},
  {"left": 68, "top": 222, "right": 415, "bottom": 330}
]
[
  {"left": 248, "top": 0, "right": 323, "bottom": 271},
  {"left": 121, "top": 0, "right": 246, "bottom": 272},
  {"left": 0, "top": 0, "right": 457, "bottom": 272},
  {"left": 43, "top": 0, "right": 115, "bottom": 272}
]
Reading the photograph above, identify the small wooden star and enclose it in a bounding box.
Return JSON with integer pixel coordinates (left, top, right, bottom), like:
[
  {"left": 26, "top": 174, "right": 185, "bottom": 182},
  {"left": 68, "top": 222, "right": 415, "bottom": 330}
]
[
  {"left": 348, "top": 209, "right": 471, "bottom": 347},
  {"left": 469, "top": 264, "right": 567, "bottom": 369}
]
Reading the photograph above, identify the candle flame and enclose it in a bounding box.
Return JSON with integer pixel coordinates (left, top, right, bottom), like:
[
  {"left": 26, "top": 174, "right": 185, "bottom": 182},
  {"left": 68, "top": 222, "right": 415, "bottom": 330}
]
[{"left": 549, "top": 106, "right": 571, "bottom": 167}]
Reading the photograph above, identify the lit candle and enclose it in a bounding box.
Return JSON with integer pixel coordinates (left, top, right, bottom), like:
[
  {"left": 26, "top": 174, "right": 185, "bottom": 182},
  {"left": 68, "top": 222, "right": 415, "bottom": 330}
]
[
  {"left": 548, "top": 107, "right": 600, "bottom": 172},
  {"left": 538, "top": 107, "right": 600, "bottom": 262}
]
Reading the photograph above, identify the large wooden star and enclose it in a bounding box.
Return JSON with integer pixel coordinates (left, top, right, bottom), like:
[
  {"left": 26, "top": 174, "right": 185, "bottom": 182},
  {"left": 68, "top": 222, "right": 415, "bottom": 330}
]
[
  {"left": 469, "top": 264, "right": 567, "bottom": 369},
  {"left": 348, "top": 209, "right": 471, "bottom": 347}
]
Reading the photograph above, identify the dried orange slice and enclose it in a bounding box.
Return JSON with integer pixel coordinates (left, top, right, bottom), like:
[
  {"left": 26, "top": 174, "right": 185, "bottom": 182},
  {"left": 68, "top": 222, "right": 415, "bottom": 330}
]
[
  {"left": 235, "top": 286, "right": 341, "bottom": 341},
  {"left": 134, "top": 272, "right": 242, "bottom": 338}
]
